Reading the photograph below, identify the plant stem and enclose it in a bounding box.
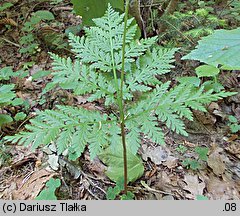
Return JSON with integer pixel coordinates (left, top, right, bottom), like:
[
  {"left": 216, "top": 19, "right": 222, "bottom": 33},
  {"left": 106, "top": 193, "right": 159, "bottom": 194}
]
[
  {"left": 109, "top": 0, "right": 130, "bottom": 194},
  {"left": 119, "top": 0, "right": 130, "bottom": 194}
]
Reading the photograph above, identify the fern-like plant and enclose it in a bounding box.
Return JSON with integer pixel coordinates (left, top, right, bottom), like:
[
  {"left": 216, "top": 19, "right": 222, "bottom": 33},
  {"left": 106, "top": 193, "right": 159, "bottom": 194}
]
[{"left": 5, "top": 3, "right": 235, "bottom": 195}]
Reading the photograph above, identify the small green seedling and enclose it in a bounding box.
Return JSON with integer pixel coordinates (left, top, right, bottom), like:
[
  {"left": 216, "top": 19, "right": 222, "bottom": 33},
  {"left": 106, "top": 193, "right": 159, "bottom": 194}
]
[
  {"left": 228, "top": 115, "right": 240, "bottom": 133},
  {"left": 182, "top": 147, "right": 209, "bottom": 170},
  {"left": 107, "top": 178, "right": 134, "bottom": 200},
  {"left": 20, "top": 10, "right": 55, "bottom": 54},
  {"left": 176, "top": 144, "right": 187, "bottom": 154}
]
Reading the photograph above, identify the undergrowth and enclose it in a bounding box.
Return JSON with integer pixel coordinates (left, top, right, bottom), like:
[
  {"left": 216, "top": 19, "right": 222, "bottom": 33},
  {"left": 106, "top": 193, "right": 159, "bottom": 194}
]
[{"left": 4, "top": 3, "right": 236, "bottom": 197}]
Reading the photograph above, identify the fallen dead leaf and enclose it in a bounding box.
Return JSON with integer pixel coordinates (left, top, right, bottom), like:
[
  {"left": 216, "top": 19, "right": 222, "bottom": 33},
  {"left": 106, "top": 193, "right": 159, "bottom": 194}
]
[
  {"left": 207, "top": 146, "right": 226, "bottom": 176},
  {"left": 88, "top": 157, "right": 107, "bottom": 175},
  {"left": 193, "top": 110, "right": 216, "bottom": 125},
  {"left": 48, "top": 154, "right": 59, "bottom": 171},
  {"left": 225, "top": 141, "right": 240, "bottom": 159},
  {"left": 163, "top": 156, "right": 178, "bottom": 169},
  {"left": 207, "top": 102, "right": 221, "bottom": 114},
  {"left": 155, "top": 171, "right": 178, "bottom": 192},
  {"left": 162, "top": 195, "right": 175, "bottom": 200},
  {"left": 10, "top": 169, "right": 56, "bottom": 200},
  {"left": 141, "top": 145, "right": 169, "bottom": 165},
  {"left": 183, "top": 140, "right": 196, "bottom": 148},
  {"left": 206, "top": 174, "right": 240, "bottom": 199},
  {"left": 183, "top": 174, "right": 205, "bottom": 199}
]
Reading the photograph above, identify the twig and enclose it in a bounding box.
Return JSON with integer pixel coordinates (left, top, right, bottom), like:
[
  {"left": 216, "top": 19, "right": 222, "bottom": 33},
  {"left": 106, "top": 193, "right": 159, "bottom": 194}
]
[
  {"left": 52, "top": 6, "right": 73, "bottom": 11},
  {"left": 129, "top": 185, "right": 175, "bottom": 196},
  {"left": 140, "top": 3, "right": 161, "bottom": 7},
  {"left": 0, "top": 37, "right": 20, "bottom": 47},
  {"left": 59, "top": 157, "right": 108, "bottom": 194},
  {"left": 159, "top": 19, "right": 195, "bottom": 45},
  {"left": 16, "top": 113, "right": 35, "bottom": 133},
  {"left": 84, "top": 176, "right": 106, "bottom": 195},
  {"left": 86, "top": 188, "right": 101, "bottom": 200},
  {"left": 218, "top": 0, "right": 235, "bottom": 17}
]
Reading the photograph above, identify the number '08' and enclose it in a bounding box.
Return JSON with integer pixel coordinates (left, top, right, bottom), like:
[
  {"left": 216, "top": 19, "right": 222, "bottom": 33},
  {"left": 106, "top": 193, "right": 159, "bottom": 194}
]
[{"left": 224, "top": 203, "right": 236, "bottom": 211}]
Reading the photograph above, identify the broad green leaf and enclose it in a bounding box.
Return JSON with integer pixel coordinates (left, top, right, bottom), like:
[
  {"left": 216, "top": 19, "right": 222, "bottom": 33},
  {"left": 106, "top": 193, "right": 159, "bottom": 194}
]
[
  {"left": 35, "top": 178, "right": 61, "bottom": 200},
  {"left": 11, "top": 98, "right": 24, "bottom": 106},
  {"left": 71, "top": 0, "right": 124, "bottom": 25},
  {"left": 0, "top": 114, "right": 13, "bottom": 127},
  {"left": 182, "top": 159, "right": 200, "bottom": 170},
  {"left": 14, "top": 112, "right": 27, "bottom": 121},
  {"left": 34, "top": 10, "right": 55, "bottom": 21},
  {"left": 99, "top": 145, "right": 144, "bottom": 183},
  {"left": 195, "top": 65, "right": 220, "bottom": 77},
  {"left": 230, "top": 124, "right": 240, "bottom": 133},
  {"left": 183, "top": 28, "right": 240, "bottom": 69}
]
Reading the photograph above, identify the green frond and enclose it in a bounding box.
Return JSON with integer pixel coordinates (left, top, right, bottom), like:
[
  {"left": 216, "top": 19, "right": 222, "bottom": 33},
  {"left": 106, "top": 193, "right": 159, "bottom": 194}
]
[
  {"left": 127, "top": 82, "right": 171, "bottom": 114},
  {"left": 88, "top": 125, "right": 108, "bottom": 160},
  {"left": 49, "top": 53, "right": 116, "bottom": 105},
  {"left": 126, "top": 47, "right": 177, "bottom": 93},
  {"left": 126, "top": 113, "right": 165, "bottom": 154},
  {"left": 56, "top": 128, "right": 74, "bottom": 154},
  {"left": 49, "top": 53, "right": 81, "bottom": 92},
  {"left": 156, "top": 106, "right": 187, "bottom": 136},
  {"left": 68, "top": 4, "right": 158, "bottom": 74},
  {"left": 125, "top": 118, "right": 142, "bottom": 155},
  {"left": 128, "top": 82, "right": 235, "bottom": 139},
  {"left": 124, "top": 37, "right": 158, "bottom": 63},
  {"left": 4, "top": 106, "right": 109, "bottom": 159},
  {"left": 105, "top": 122, "right": 121, "bottom": 152},
  {"left": 68, "top": 4, "right": 138, "bottom": 72},
  {"left": 68, "top": 125, "right": 89, "bottom": 161},
  {"left": 140, "top": 115, "right": 165, "bottom": 145},
  {"left": 126, "top": 128, "right": 141, "bottom": 155}
]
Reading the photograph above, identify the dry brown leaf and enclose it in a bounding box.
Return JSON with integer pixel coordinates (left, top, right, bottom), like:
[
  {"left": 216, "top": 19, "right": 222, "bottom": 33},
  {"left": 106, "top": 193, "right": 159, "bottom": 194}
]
[
  {"left": 88, "top": 157, "right": 107, "bottom": 178},
  {"left": 10, "top": 146, "right": 39, "bottom": 169},
  {"left": 155, "top": 171, "right": 178, "bottom": 192},
  {"left": 207, "top": 147, "right": 226, "bottom": 176},
  {"left": 73, "top": 95, "right": 88, "bottom": 104},
  {"left": 163, "top": 156, "right": 178, "bottom": 169},
  {"left": 206, "top": 174, "right": 240, "bottom": 199},
  {"left": 141, "top": 145, "right": 169, "bottom": 165},
  {"left": 183, "top": 174, "right": 205, "bottom": 199},
  {"left": 193, "top": 110, "right": 216, "bottom": 125},
  {"left": 207, "top": 102, "right": 220, "bottom": 113},
  {"left": 11, "top": 169, "right": 56, "bottom": 200},
  {"left": 225, "top": 141, "right": 240, "bottom": 159},
  {"left": 183, "top": 140, "right": 196, "bottom": 147}
]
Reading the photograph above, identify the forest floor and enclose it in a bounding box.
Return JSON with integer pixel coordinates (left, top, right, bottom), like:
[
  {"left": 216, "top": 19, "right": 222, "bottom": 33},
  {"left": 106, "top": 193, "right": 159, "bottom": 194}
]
[{"left": 0, "top": 0, "right": 240, "bottom": 200}]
